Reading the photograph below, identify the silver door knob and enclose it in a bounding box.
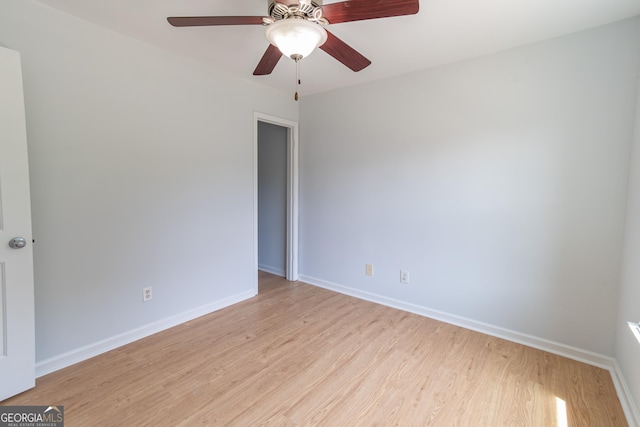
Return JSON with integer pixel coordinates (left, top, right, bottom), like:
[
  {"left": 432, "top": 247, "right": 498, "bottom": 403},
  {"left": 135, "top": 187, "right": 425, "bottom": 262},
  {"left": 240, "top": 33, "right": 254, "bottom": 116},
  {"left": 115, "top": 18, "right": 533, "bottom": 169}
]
[{"left": 8, "top": 237, "right": 27, "bottom": 249}]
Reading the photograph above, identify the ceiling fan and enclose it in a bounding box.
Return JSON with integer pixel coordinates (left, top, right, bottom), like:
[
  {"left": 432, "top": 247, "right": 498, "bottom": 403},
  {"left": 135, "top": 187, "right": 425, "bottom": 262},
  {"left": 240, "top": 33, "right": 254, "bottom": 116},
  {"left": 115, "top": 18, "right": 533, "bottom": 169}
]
[{"left": 167, "top": 0, "right": 420, "bottom": 78}]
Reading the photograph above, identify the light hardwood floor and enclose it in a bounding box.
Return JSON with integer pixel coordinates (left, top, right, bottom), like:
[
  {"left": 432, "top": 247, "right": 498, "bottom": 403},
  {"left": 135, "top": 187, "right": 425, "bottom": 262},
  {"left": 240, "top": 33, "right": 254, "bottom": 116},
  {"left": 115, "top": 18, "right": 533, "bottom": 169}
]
[{"left": 2, "top": 272, "right": 627, "bottom": 426}]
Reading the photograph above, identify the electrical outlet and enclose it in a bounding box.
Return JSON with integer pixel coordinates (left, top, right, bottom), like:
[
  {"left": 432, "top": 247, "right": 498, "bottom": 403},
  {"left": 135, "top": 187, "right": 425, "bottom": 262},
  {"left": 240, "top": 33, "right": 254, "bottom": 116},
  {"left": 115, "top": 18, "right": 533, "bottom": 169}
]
[
  {"left": 366, "top": 263, "right": 373, "bottom": 276},
  {"left": 400, "top": 270, "right": 410, "bottom": 284},
  {"left": 143, "top": 287, "right": 152, "bottom": 302}
]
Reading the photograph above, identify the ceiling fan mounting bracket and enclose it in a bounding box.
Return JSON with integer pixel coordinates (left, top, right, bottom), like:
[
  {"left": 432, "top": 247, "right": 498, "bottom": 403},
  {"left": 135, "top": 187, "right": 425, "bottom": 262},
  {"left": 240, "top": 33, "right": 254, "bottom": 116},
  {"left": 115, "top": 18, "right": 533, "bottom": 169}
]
[{"left": 266, "top": 1, "right": 328, "bottom": 26}]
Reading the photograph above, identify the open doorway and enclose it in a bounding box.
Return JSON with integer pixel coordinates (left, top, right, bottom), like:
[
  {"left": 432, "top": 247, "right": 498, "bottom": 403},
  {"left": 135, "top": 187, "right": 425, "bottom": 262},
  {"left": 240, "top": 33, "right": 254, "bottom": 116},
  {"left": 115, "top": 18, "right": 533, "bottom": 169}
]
[
  {"left": 258, "top": 121, "right": 287, "bottom": 276},
  {"left": 254, "top": 112, "right": 299, "bottom": 292}
]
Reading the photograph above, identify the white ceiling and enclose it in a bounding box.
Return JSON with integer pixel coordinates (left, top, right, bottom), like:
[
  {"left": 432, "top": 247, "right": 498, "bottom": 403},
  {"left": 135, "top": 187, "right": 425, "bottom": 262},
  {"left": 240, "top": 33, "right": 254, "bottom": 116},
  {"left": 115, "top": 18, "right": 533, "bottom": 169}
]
[{"left": 33, "top": 0, "right": 640, "bottom": 96}]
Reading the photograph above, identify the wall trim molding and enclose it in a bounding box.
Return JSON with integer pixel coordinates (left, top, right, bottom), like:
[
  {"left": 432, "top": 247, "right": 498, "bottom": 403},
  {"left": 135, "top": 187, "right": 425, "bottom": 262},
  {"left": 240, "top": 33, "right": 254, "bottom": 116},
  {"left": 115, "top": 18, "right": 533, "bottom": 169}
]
[
  {"left": 299, "top": 274, "right": 612, "bottom": 366},
  {"left": 611, "top": 360, "right": 640, "bottom": 427},
  {"left": 35, "top": 290, "right": 256, "bottom": 378},
  {"left": 299, "top": 274, "right": 639, "bottom": 426}
]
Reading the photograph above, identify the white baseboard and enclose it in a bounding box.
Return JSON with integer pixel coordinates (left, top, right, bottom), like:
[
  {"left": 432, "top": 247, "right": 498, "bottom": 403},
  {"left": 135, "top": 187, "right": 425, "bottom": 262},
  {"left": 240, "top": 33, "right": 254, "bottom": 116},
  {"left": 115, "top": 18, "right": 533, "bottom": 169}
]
[
  {"left": 258, "top": 264, "right": 286, "bottom": 277},
  {"left": 299, "top": 274, "right": 612, "bottom": 367},
  {"left": 299, "top": 274, "right": 639, "bottom": 426},
  {"left": 611, "top": 360, "right": 640, "bottom": 427},
  {"left": 35, "top": 289, "right": 256, "bottom": 378}
]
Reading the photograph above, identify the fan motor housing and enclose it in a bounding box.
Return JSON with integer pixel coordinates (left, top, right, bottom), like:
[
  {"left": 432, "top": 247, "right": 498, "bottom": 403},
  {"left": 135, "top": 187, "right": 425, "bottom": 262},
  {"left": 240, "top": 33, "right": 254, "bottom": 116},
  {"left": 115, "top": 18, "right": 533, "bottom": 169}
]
[
  {"left": 268, "top": 0, "right": 323, "bottom": 8},
  {"left": 268, "top": 0, "right": 323, "bottom": 19}
]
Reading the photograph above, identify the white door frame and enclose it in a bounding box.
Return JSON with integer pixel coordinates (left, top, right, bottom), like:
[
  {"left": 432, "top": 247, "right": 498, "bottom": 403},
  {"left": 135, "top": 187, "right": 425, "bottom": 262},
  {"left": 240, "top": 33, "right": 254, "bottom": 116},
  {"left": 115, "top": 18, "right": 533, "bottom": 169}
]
[{"left": 254, "top": 112, "right": 299, "bottom": 289}]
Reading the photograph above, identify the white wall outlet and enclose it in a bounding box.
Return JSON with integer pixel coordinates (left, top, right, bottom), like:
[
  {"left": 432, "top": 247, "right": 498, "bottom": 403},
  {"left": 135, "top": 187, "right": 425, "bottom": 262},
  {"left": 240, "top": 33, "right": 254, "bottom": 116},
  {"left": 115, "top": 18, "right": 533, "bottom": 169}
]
[
  {"left": 366, "top": 263, "right": 373, "bottom": 276},
  {"left": 400, "top": 270, "right": 410, "bottom": 284},
  {"left": 143, "top": 287, "right": 152, "bottom": 302}
]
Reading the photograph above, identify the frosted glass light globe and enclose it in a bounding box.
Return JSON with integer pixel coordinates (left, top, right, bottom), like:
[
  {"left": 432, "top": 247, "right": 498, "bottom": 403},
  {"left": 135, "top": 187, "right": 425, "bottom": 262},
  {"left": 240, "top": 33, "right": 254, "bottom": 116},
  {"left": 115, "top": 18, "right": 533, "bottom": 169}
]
[{"left": 265, "top": 19, "right": 328, "bottom": 60}]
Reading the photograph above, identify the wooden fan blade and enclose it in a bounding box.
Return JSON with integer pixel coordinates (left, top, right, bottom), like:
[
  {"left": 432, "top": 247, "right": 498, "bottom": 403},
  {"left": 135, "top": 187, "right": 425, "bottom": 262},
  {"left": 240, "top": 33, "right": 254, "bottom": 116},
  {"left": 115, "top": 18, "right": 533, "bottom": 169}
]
[
  {"left": 320, "top": 31, "right": 371, "bottom": 72},
  {"left": 167, "top": 16, "right": 264, "bottom": 27},
  {"left": 253, "top": 44, "right": 283, "bottom": 75},
  {"left": 322, "top": 0, "right": 419, "bottom": 24}
]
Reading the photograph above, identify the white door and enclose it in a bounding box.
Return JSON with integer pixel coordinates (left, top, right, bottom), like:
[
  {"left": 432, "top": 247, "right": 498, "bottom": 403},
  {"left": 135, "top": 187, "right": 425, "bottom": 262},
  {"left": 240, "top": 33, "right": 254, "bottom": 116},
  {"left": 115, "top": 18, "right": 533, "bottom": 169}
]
[{"left": 0, "top": 45, "right": 35, "bottom": 401}]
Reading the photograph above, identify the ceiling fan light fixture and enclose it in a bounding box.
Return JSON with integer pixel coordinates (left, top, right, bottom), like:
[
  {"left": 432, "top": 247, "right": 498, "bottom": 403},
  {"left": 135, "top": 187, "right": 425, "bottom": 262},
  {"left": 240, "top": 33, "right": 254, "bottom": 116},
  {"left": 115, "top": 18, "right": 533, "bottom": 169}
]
[{"left": 265, "top": 19, "right": 327, "bottom": 60}]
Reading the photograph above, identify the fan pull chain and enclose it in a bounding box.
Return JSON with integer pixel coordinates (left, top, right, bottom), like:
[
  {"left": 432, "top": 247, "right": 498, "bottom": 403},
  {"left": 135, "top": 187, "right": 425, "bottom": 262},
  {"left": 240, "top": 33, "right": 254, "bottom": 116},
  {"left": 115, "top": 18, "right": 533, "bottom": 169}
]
[{"left": 294, "top": 57, "right": 301, "bottom": 101}]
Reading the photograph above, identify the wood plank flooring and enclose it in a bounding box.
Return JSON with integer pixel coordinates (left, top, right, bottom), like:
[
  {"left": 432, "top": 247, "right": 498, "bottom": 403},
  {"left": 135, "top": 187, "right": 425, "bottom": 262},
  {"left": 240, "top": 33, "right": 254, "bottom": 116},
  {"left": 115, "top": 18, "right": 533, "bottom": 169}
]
[{"left": 2, "top": 271, "right": 627, "bottom": 426}]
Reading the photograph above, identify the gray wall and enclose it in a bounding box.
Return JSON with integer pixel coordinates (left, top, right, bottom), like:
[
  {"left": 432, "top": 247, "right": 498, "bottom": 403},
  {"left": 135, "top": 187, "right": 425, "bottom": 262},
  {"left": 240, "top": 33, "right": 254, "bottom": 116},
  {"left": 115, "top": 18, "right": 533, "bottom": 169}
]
[
  {"left": 0, "top": 0, "right": 297, "bottom": 362},
  {"left": 258, "top": 121, "right": 288, "bottom": 276},
  {"left": 299, "top": 17, "right": 640, "bottom": 357},
  {"left": 617, "top": 80, "right": 640, "bottom": 415}
]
